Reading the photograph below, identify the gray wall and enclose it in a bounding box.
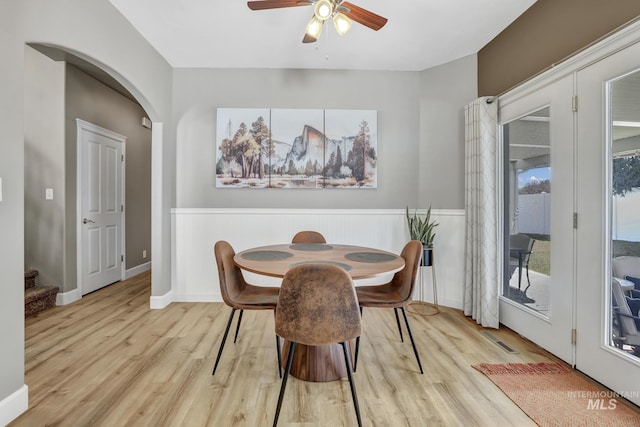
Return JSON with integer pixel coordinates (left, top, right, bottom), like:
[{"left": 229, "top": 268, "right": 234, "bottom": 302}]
[
  {"left": 23, "top": 50, "right": 153, "bottom": 294},
  {"left": 0, "top": 0, "right": 27, "bottom": 407},
  {"left": 173, "top": 63, "right": 475, "bottom": 210},
  {"left": 419, "top": 54, "right": 477, "bottom": 209},
  {"left": 24, "top": 46, "right": 66, "bottom": 288},
  {"left": 0, "top": 0, "right": 172, "bottom": 415},
  {"left": 66, "top": 64, "right": 152, "bottom": 284}
]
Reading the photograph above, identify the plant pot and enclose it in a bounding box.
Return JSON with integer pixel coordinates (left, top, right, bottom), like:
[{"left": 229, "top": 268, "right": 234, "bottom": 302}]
[{"left": 421, "top": 245, "right": 434, "bottom": 266}]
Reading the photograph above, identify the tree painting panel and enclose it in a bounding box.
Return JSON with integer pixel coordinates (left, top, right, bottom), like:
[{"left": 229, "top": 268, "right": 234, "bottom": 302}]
[
  {"left": 269, "top": 109, "right": 325, "bottom": 189},
  {"left": 216, "top": 108, "right": 271, "bottom": 188},
  {"left": 216, "top": 108, "right": 378, "bottom": 189},
  {"left": 324, "top": 109, "right": 377, "bottom": 188}
]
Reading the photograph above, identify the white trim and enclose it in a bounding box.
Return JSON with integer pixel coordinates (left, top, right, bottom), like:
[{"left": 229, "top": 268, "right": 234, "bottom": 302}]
[
  {"left": 75, "top": 119, "right": 127, "bottom": 297},
  {"left": 172, "top": 293, "right": 220, "bottom": 303},
  {"left": 120, "top": 142, "right": 127, "bottom": 280},
  {"left": 171, "top": 208, "right": 465, "bottom": 216},
  {"left": 171, "top": 208, "right": 466, "bottom": 309},
  {"left": 125, "top": 261, "right": 151, "bottom": 280},
  {"left": 151, "top": 122, "right": 164, "bottom": 300},
  {"left": 150, "top": 289, "right": 174, "bottom": 309},
  {"left": 0, "top": 385, "right": 28, "bottom": 426},
  {"left": 55, "top": 287, "right": 82, "bottom": 306}
]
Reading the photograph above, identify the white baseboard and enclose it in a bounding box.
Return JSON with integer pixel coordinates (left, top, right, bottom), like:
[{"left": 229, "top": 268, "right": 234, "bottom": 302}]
[
  {"left": 0, "top": 385, "right": 28, "bottom": 426},
  {"left": 56, "top": 288, "right": 81, "bottom": 306},
  {"left": 125, "top": 261, "right": 151, "bottom": 280},
  {"left": 150, "top": 289, "right": 174, "bottom": 309},
  {"left": 173, "top": 293, "right": 222, "bottom": 303}
]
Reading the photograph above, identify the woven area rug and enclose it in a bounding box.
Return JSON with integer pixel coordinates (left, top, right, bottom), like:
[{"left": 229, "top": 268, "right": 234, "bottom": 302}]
[{"left": 473, "top": 362, "right": 640, "bottom": 426}]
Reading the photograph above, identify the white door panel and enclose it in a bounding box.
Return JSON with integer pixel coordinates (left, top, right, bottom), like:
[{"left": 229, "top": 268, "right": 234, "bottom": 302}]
[
  {"left": 498, "top": 74, "right": 575, "bottom": 364},
  {"left": 576, "top": 40, "right": 640, "bottom": 407},
  {"left": 77, "top": 120, "right": 126, "bottom": 295}
]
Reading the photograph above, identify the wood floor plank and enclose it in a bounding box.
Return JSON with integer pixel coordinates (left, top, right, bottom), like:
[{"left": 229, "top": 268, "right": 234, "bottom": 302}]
[{"left": 11, "top": 270, "right": 638, "bottom": 426}]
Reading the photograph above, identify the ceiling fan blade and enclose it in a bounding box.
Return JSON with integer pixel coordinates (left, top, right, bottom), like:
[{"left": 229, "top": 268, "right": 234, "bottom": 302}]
[
  {"left": 247, "top": 0, "right": 307, "bottom": 11},
  {"left": 340, "top": 2, "right": 387, "bottom": 31},
  {"left": 302, "top": 33, "right": 318, "bottom": 43}
]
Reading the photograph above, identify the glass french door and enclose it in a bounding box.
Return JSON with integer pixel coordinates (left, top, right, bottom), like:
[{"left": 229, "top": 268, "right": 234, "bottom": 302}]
[
  {"left": 575, "top": 39, "right": 640, "bottom": 406},
  {"left": 499, "top": 74, "right": 575, "bottom": 364}
]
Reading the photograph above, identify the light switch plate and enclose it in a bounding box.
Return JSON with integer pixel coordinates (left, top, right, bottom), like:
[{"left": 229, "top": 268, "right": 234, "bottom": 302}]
[{"left": 45, "top": 188, "right": 54, "bottom": 200}]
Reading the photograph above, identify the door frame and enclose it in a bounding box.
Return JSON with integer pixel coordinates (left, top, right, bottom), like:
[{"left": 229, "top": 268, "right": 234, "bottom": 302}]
[
  {"left": 497, "top": 19, "right": 640, "bottom": 405},
  {"left": 76, "top": 119, "right": 126, "bottom": 296},
  {"left": 574, "top": 41, "right": 640, "bottom": 406},
  {"left": 497, "top": 75, "right": 576, "bottom": 365}
]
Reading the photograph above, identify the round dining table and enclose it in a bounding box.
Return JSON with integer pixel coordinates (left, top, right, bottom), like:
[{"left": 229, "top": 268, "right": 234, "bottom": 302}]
[{"left": 234, "top": 243, "right": 405, "bottom": 382}]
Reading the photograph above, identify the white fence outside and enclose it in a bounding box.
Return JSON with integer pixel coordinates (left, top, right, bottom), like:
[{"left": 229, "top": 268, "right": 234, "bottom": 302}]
[{"left": 515, "top": 193, "right": 551, "bottom": 236}]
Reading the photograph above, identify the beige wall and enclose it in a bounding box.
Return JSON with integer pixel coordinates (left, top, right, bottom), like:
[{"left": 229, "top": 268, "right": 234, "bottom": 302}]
[{"left": 478, "top": 0, "right": 640, "bottom": 96}]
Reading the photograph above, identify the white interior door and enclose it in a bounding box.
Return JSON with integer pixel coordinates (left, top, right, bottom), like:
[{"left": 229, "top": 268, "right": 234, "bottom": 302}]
[
  {"left": 77, "top": 119, "right": 126, "bottom": 295},
  {"left": 575, "top": 40, "right": 640, "bottom": 406},
  {"left": 498, "top": 74, "right": 576, "bottom": 364}
]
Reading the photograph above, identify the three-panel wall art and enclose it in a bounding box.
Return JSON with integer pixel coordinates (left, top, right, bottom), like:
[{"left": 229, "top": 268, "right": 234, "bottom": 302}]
[{"left": 215, "top": 108, "right": 377, "bottom": 189}]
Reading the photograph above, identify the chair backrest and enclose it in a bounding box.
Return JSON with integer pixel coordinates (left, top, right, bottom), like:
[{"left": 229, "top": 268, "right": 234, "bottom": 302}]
[
  {"left": 214, "top": 240, "right": 248, "bottom": 307},
  {"left": 275, "top": 264, "right": 361, "bottom": 346},
  {"left": 510, "top": 234, "right": 535, "bottom": 263},
  {"left": 388, "top": 240, "right": 423, "bottom": 303},
  {"left": 612, "top": 256, "right": 640, "bottom": 279},
  {"left": 612, "top": 277, "right": 639, "bottom": 336},
  {"left": 291, "top": 231, "right": 327, "bottom": 244}
]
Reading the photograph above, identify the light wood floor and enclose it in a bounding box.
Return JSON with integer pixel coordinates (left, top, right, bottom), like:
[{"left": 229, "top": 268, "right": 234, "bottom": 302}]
[{"left": 13, "top": 271, "right": 579, "bottom": 426}]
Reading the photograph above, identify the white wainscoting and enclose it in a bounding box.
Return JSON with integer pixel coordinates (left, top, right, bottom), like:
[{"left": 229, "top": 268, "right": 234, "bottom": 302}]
[{"left": 171, "top": 208, "right": 465, "bottom": 310}]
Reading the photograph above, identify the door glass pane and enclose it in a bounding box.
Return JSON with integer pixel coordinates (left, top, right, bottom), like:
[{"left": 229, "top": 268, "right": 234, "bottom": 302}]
[
  {"left": 609, "top": 69, "right": 640, "bottom": 358},
  {"left": 503, "top": 106, "right": 551, "bottom": 316}
]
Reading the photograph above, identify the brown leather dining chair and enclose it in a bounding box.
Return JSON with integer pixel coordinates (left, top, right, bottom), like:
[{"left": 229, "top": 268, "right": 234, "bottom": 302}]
[
  {"left": 354, "top": 240, "right": 424, "bottom": 374},
  {"left": 273, "top": 264, "right": 362, "bottom": 427},
  {"left": 291, "top": 230, "right": 327, "bottom": 244},
  {"left": 212, "top": 240, "right": 282, "bottom": 377}
]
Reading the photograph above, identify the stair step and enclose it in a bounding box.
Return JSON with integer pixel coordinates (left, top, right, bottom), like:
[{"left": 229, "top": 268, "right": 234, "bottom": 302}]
[
  {"left": 25, "top": 285, "right": 59, "bottom": 317},
  {"left": 25, "top": 269, "right": 39, "bottom": 290}
]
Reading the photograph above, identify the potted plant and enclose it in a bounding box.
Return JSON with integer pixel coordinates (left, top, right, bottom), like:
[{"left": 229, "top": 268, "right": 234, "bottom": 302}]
[{"left": 406, "top": 206, "right": 439, "bottom": 266}]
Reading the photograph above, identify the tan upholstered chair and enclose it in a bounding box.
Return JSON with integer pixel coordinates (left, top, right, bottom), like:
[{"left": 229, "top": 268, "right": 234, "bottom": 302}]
[
  {"left": 354, "top": 240, "right": 424, "bottom": 374},
  {"left": 291, "top": 231, "right": 327, "bottom": 244},
  {"left": 273, "top": 264, "right": 362, "bottom": 427},
  {"left": 212, "top": 240, "right": 282, "bottom": 377}
]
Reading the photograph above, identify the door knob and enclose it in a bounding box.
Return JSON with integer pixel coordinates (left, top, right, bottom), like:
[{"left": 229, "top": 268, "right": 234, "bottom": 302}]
[{"left": 83, "top": 218, "right": 95, "bottom": 224}]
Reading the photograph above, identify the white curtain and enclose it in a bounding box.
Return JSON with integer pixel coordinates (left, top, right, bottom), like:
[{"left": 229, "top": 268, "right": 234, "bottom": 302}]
[{"left": 464, "top": 97, "right": 499, "bottom": 329}]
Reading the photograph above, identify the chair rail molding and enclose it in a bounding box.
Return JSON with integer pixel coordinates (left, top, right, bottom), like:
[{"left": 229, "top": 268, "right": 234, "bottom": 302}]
[{"left": 171, "top": 208, "right": 465, "bottom": 309}]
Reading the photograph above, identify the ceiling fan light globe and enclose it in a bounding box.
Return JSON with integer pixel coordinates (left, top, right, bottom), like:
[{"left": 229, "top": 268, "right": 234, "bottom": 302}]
[
  {"left": 332, "top": 12, "right": 352, "bottom": 36},
  {"left": 305, "top": 16, "right": 323, "bottom": 39},
  {"left": 314, "top": 0, "right": 333, "bottom": 20}
]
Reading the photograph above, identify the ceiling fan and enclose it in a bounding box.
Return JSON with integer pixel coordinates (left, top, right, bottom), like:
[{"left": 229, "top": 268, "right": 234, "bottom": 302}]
[{"left": 247, "top": 0, "right": 388, "bottom": 43}]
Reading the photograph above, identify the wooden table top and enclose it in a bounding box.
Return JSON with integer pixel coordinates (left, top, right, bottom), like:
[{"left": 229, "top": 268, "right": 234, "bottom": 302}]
[{"left": 234, "top": 243, "right": 405, "bottom": 280}]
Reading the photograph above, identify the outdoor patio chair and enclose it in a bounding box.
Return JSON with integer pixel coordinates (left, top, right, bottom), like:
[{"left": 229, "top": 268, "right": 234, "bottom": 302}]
[
  {"left": 611, "top": 278, "right": 640, "bottom": 356},
  {"left": 509, "top": 233, "right": 535, "bottom": 292}
]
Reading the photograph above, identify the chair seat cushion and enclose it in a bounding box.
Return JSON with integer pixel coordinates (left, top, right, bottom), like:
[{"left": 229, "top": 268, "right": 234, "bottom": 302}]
[
  {"left": 356, "top": 284, "right": 406, "bottom": 307},
  {"left": 626, "top": 296, "right": 640, "bottom": 329},
  {"left": 625, "top": 275, "right": 640, "bottom": 291},
  {"left": 234, "top": 284, "right": 279, "bottom": 309}
]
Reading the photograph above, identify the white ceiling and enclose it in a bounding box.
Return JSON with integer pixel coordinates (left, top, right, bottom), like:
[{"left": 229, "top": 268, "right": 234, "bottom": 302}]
[{"left": 108, "top": 0, "right": 536, "bottom": 71}]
